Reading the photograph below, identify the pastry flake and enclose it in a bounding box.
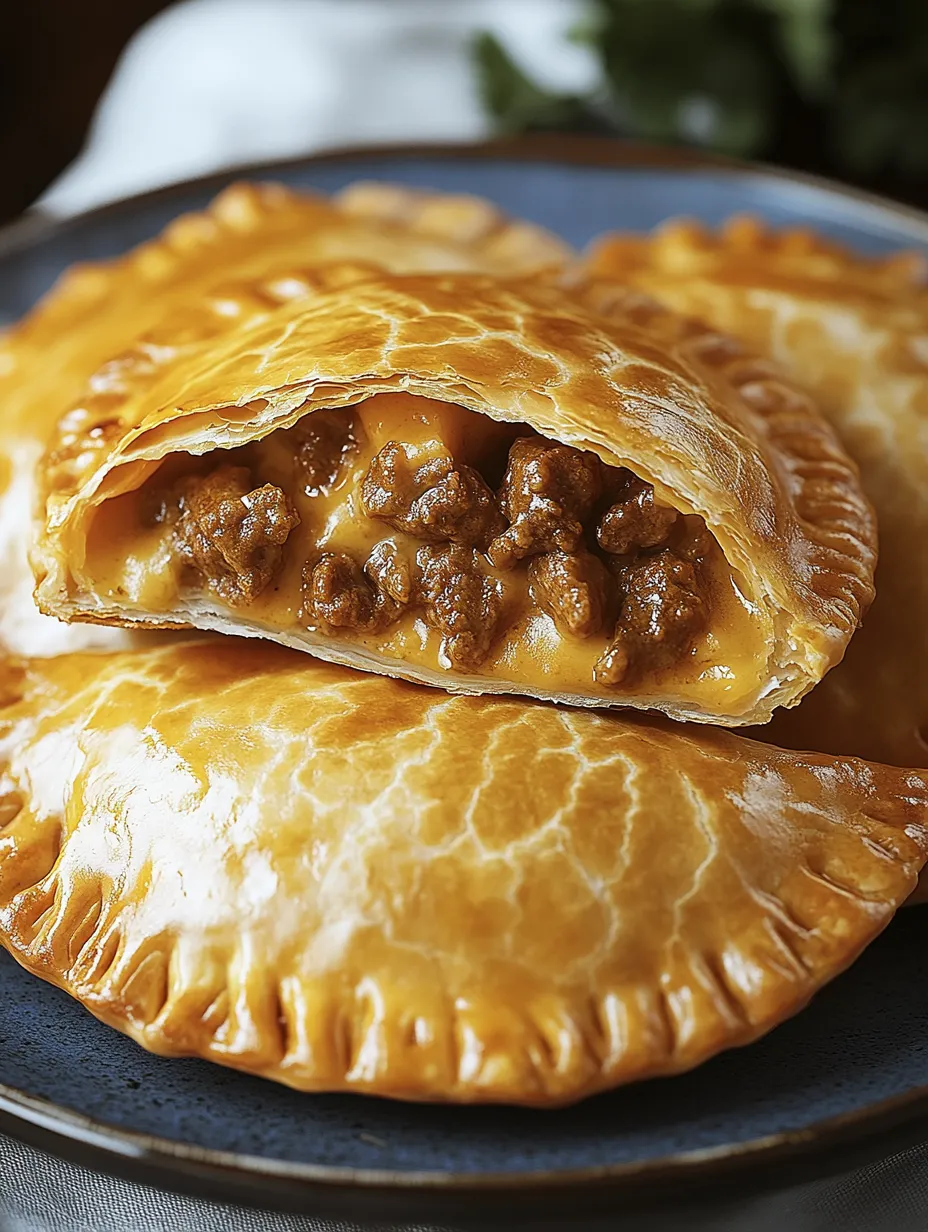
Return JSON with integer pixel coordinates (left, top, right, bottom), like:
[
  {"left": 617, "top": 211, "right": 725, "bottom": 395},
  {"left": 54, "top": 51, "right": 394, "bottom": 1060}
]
[
  {"left": 0, "top": 641, "right": 924, "bottom": 1106},
  {"left": 587, "top": 217, "right": 928, "bottom": 764},
  {"left": 33, "top": 268, "right": 876, "bottom": 724}
]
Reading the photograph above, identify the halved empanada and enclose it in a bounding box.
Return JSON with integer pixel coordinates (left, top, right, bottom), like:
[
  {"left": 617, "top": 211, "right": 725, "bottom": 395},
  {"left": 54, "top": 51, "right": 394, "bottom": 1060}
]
[
  {"left": 587, "top": 217, "right": 928, "bottom": 764},
  {"left": 0, "top": 179, "right": 569, "bottom": 657},
  {"left": 0, "top": 641, "right": 924, "bottom": 1106},
  {"left": 33, "top": 268, "right": 876, "bottom": 725}
]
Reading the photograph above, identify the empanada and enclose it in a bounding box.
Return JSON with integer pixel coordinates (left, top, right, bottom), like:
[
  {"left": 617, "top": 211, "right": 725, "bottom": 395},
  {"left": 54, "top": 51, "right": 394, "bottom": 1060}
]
[
  {"left": 0, "top": 641, "right": 924, "bottom": 1106},
  {"left": 587, "top": 218, "right": 928, "bottom": 764},
  {"left": 33, "top": 266, "right": 876, "bottom": 725},
  {"left": 1, "top": 190, "right": 924, "bottom": 1103},
  {"left": 0, "top": 179, "right": 568, "bottom": 657}
]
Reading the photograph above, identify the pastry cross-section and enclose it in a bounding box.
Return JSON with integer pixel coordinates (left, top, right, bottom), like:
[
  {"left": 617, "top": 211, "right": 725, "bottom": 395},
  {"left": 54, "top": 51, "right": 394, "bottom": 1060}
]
[{"left": 33, "top": 269, "right": 876, "bottom": 725}]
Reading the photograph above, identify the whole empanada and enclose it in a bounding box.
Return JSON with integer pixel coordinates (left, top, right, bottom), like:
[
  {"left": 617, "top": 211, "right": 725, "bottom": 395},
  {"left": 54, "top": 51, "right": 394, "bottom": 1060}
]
[
  {"left": 32, "top": 264, "right": 876, "bottom": 725},
  {"left": 0, "top": 641, "right": 924, "bottom": 1106},
  {"left": 587, "top": 217, "right": 928, "bottom": 766}
]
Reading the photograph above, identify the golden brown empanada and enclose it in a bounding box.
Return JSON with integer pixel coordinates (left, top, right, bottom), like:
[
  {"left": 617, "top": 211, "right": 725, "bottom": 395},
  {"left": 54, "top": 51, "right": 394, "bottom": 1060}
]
[
  {"left": 0, "top": 640, "right": 924, "bottom": 1106},
  {"left": 1, "top": 190, "right": 924, "bottom": 1100},
  {"left": 0, "top": 179, "right": 568, "bottom": 657},
  {"left": 33, "top": 265, "right": 876, "bottom": 725},
  {"left": 587, "top": 217, "right": 928, "bottom": 765}
]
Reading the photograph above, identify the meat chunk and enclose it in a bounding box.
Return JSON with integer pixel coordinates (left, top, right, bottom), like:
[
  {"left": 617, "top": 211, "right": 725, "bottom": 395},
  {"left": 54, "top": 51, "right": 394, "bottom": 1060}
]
[
  {"left": 285, "top": 409, "right": 360, "bottom": 496},
  {"left": 594, "top": 551, "right": 706, "bottom": 686},
  {"left": 416, "top": 543, "right": 503, "bottom": 671},
  {"left": 175, "top": 465, "right": 299, "bottom": 605},
  {"left": 360, "top": 443, "right": 504, "bottom": 550},
  {"left": 305, "top": 538, "right": 501, "bottom": 670},
  {"left": 488, "top": 437, "right": 602, "bottom": 569},
  {"left": 365, "top": 538, "right": 417, "bottom": 605},
  {"left": 675, "top": 515, "right": 717, "bottom": 563},
  {"left": 596, "top": 473, "right": 679, "bottom": 556},
  {"left": 303, "top": 551, "right": 400, "bottom": 631},
  {"left": 528, "top": 550, "right": 610, "bottom": 639}
]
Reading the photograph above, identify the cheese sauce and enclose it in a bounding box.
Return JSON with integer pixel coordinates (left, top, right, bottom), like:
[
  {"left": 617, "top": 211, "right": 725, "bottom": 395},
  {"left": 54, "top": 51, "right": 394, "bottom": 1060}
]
[{"left": 82, "top": 393, "right": 768, "bottom": 711}]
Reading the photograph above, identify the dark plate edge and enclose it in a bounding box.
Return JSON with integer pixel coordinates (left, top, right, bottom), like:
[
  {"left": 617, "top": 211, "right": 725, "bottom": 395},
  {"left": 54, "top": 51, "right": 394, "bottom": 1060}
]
[
  {"left": 6, "top": 134, "right": 928, "bottom": 264},
  {"left": 4, "top": 1074, "right": 928, "bottom": 1223},
  {"left": 3, "top": 134, "right": 928, "bottom": 1221}
]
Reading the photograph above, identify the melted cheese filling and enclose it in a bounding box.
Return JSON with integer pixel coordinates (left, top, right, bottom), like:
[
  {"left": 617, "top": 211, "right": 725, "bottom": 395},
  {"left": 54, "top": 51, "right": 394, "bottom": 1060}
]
[{"left": 83, "top": 393, "right": 768, "bottom": 710}]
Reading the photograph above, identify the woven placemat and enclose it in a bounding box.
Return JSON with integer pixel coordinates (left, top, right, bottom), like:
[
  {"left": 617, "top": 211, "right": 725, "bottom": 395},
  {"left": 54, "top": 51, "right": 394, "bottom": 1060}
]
[{"left": 3, "top": 1131, "right": 928, "bottom": 1232}]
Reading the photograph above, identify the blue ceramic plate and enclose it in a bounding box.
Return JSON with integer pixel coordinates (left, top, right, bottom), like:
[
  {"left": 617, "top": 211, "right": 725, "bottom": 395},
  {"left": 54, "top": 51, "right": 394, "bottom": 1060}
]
[{"left": 2, "top": 139, "right": 928, "bottom": 1225}]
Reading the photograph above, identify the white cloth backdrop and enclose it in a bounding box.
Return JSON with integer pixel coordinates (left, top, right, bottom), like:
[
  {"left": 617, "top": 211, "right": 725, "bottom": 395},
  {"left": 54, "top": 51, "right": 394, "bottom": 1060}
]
[{"left": 40, "top": 0, "right": 598, "bottom": 215}]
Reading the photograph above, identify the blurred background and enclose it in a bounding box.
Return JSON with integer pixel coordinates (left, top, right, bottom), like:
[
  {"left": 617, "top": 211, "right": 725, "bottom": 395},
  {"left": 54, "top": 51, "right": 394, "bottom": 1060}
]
[{"left": 1, "top": 0, "right": 927, "bottom": 223}]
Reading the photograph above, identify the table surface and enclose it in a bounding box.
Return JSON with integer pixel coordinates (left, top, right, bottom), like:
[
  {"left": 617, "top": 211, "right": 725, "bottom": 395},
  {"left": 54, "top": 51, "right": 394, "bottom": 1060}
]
[{"left": 5, "top": 1131, "right": 928, "bottom": 1232}]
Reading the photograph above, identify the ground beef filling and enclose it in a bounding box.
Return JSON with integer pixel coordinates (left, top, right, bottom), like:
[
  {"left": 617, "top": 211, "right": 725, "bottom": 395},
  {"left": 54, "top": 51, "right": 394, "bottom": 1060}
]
[
  {"left": 282, "top": 409, "right": 360, "bottom": 497},
  {"left": 148, "top": 419, "right": 712, "bottom": 684},
  {"left": 308, "top": 434, "right": 710, "bottom": 679},
  {"left": 155, "top": 464, "right": 300, "bottom": 605},
  {"left": 597, "top": 473, "right": 680, "bottom": 556},
  {"left": 594, "top": 551, "right": 707, "bottom": 687},
  {"left": 417, "top": 544, "right": 504, "bottom": 671},
  {"left": 303, "top": 540, "right": 501, "bottom": 670},
  {"left": 360, "top": 442, "right": 504, "bottom": 549},
  {"left": 528, "top": 549, "right": 611, "bottom": 640},
  {"left": 488, "top": 437, "right": 602, "bottom": 568},
  {"left": 303, "top": 551, "right": 401, "bottom": 631}
]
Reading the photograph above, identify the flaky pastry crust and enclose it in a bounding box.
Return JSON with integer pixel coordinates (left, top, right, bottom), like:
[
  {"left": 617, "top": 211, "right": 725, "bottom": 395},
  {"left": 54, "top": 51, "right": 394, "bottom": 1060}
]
[
  {"left": 0, "top": 641, "right": 924, "bottom": 1106},
  {"left": 33, "top": 266, "right": 876, "bottom": 723},
  {"left": 0, "top": 180, "right": 569, "bottom": 658},
  {"left": 587, "top": 216, "right": 928, "bottom": 765}
]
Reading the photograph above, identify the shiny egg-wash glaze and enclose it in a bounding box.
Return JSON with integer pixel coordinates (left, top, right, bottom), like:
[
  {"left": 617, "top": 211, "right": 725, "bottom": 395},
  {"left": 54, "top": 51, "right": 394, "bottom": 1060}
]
[{"left": 0, "top": 641, "right": 926, "bottom": 1106}]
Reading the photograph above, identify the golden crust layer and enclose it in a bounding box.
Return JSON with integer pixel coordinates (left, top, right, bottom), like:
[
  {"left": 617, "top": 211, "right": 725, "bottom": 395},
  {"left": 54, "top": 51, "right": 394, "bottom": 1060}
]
[
  {"left": 0, "top": 641, "right": 924, "bottom": 1106},
  {"left": 32, "top": 264, "right": 876, "bottom": 723},
  {"left": 7, "top": 182, "right": 567, "bottom": 435},
  {"left": 0, "top": 181, "right": 569, "bottom": 659},
  {"left": 587, "top": 216, "right": 928, "bottom": 764}
]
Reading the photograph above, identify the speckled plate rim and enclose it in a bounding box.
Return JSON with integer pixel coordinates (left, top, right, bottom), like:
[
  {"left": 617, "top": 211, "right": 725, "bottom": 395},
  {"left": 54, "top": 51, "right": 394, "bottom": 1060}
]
[{"left": 3, "top": 135, "right": 928, "bottom": 1223}]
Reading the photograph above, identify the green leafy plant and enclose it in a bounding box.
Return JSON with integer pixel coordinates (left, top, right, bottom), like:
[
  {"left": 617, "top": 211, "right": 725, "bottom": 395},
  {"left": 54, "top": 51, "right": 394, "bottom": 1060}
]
[{"left": 474, "top": 0, "right": 928, "bottom": 187}]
